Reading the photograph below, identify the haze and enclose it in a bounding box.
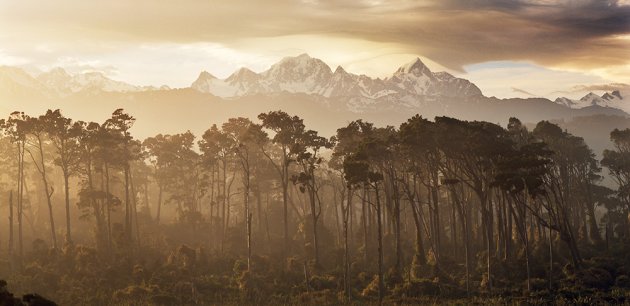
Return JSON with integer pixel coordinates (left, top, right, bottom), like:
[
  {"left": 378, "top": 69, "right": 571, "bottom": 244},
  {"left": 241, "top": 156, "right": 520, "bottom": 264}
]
[
  {"left": 1, "top": 1, "right": 630, "bottom": 306},
  {"left": 1, "top": 0, "right": 629, "bottom": 99}
]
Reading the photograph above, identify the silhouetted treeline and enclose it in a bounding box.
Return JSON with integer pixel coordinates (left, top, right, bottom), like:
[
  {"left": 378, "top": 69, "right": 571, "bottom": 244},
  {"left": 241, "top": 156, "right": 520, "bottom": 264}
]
[{"left": 0, "top": 109, "right": 629, "bottom": 305}]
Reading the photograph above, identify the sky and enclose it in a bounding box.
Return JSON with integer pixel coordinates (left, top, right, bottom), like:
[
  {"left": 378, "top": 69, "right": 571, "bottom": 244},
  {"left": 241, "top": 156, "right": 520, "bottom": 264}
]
[{"left": 0, "top": 0, "right": 629, "bottom": 99}]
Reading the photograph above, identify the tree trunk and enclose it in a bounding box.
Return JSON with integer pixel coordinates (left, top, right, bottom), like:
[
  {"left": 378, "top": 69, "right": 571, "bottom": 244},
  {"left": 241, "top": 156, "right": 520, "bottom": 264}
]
[
  {"left": 30, "top": 136, "right": 57, "bottom": 250},
  {"left": 63, "top": 172, "right": 72, "bottom": 244},
  {"left": 306, "top": 164, "right": 320, "bottom": 268},
  {"left": 374, "top": 183, "right": 384, "bottom": 306},
  {"left": 156, "top": 183, "right": 162, "bottom": 224},
  {"left": 105, "top": 163, "right": 112, "bottom": 249},
  {"left": 124, "top": 164, "right": 131, "bottom": 243},
  {"left": 343, "top": 187, "right": 352, "bottom": 302},
  {"left": 282, "top": 151, "right": 290, "bottom": 262},
  {"left": 9, "top": 191, "right": 14, "bottom": 267},
  {"left": 130, "top": 170, "right": 140, "bottom": 247}
]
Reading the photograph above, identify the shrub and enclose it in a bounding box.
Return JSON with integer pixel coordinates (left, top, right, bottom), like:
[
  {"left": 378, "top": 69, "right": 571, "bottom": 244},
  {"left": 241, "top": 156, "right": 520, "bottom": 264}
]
[{"left": 616, "top": 275, "right": 630, "bottom": 288}]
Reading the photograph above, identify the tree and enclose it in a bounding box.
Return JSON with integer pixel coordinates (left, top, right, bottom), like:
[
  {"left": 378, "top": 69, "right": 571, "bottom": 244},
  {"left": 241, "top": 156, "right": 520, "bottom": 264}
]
[
  {"left": 200, "top": 124, "right": 235, "bottom": 251},
  {"left": 144, "top": 132, "right": 200, "bottom": 223},
  {"left": 104, "top": 109, "right": 137, "bottom": 243},
  {"left": 291, "top": 128, "right": 333, "bottom": 268},
  {"left": 19, "top": 113, "right": 58, "bottom": 250},
  {"left": 602, "top": 128, "right": 630, "bottom": 237},
  {"left": 41, "top": 109, "right": 82, "bottom": 244},
  {"left": 343, "top": 134, "right": 385, "bottom": 305},
  {"left": 223, "top": 117, "right": 267, "bottom": 271},
  {"left": 532, "top": 121, "right": 599, "bottom": 269},
  {"left": 258, "top": 110, "right": 305, "bottom": 261},
  {"left": 75, "top": 121, "right": 110, "bottom": 251}
]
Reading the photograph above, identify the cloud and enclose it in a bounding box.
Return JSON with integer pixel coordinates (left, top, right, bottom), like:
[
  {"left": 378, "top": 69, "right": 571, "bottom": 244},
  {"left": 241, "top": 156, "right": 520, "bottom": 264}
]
[
  {"left": 1, "top": 0, "right": 628, "bottom": 75},
  {"left": 512, "top": 87, "right": 537, "bottom": 97},
  {"left": 570, "top": 83, "right": 630, "bottom": 92}
]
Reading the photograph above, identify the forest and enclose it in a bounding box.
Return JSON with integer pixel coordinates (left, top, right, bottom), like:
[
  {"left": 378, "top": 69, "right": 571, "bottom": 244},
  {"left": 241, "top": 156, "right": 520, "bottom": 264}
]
[{"left": 0, "top": 108, "right": 629, "bottom": 305}]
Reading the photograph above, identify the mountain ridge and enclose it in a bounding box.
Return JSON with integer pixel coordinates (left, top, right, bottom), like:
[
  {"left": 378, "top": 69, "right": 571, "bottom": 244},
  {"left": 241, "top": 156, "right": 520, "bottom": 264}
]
[{"left": 190, "top": 54, "right": 484, "bottom": 101}]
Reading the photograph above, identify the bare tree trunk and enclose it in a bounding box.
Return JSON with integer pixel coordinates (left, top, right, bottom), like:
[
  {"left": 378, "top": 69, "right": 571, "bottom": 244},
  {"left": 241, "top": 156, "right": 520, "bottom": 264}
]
[
  {"left": 9, "top": 191, "right": 14, "bottom": 267},
  {"left": 63, "top": 172, "right": 72, "bottom": 244},
  {"left": 144, "top": 180, "right": 151, "bottom": 219},
  {"left": 124, "top": 164, "right": 131, "bottom": 243},
  {"left": 130, "top": 170, "right": 140, "bottom": 247},
  {"left": 374, "top": 183, "right": 384, "bottom": 306},
  {"left": 156, "top": 183, "right": 162, "bottom": 224},
  {"left": 362, "top": 187, "right": 369, "bottom": 263},
  {"left": 343, "top": 187, "right": 352, "bottom": 302},
  {"left": 282, "top": 153, "right": 290, "bottom": 262},
  {"left": 17, "top": 144, "right": 24, "bottom": 262},
  {"left": 105, "top": 163, "right": 112, "bottom": 249},
  {"left": 221, "top": 158, "right": 227, "bottom": 253}
]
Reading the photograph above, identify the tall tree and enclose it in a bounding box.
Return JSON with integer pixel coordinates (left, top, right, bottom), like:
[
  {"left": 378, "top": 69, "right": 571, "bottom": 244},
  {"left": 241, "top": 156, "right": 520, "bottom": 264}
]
[
  {"left": 258, "top": 110, "right": 305, "bottom": 261},
  {"left": 292, "top": 128, "right": 333, "bottom": 268},
  {"left": 41, "top": 109, "right": 82, "bottom": 244}
]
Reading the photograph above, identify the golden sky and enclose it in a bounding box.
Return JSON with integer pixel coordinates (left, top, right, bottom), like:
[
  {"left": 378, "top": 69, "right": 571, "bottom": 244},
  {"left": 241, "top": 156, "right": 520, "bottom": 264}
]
[{"left": 1, "top": 0, "right": 629, "bottom": 98}]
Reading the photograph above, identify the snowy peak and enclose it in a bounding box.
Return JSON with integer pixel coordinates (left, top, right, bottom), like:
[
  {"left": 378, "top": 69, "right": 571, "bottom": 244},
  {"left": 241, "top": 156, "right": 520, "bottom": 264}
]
[
  {"left": 0, "top": 66, "right": 49, "bottom": 97},
  {"left": 197, "top": 71, "right": 217, "bottom": 80},
  {"left": 262, "top": 53, "right": 333, "bottom": 94},
  {"left": 1, "top": 66, "right": 166, "bottom": 97},
  {"left": 0, "top": 66, "right": 42, "bottom": 88},
  {"left": 226, "top": 67, "right": 258, "bottom": 83},
  {"left": 603, "top": 90, "right": 623, "bottom": 100},
  {"left": 37, "top": 68, "right": 143, "bottom": 94},
  {"left": 554, "top": 88, "right": 630, "bottom": 113},
  {"left": 191, "top": 55, "right": 483, "bottom": 100},
  {"left": 579, "top": 92, "right": 603, "bottom": 106},
  {"left": 395, "top": 57, "right": 432, "bottom": 76}
]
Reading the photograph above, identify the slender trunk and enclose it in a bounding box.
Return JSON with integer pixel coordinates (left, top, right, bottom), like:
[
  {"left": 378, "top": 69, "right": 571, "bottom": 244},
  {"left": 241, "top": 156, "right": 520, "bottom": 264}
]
[
  {"left": 409, "top": 197, "right": 426, "bottom": 267},
  {"left": 105, "top": 163, "right": 112, "bottom": 249},
  {"left": 333, "top": 186, "right": 341, "bottom": 246},
  {"left": 282, "top": 150, "right": 290, "bottom": 262},
  {"left": 245, "top": 178, "right": 251, "bottom": 271},
  {"left": 241, "top": 154, "right": 252, "bottom": 271},
  {"left": 450, "top": 185, "right": 469, "bottom": 297},
  {"left": 344, "top": 187, "right": 352, "bottom": 302},
  {"left": 9, "top": 191, "right": 14, "bottom": 265},
  {"left": 362, "top": 187, "right": 369, "bottom": 263},
  {"left": 375, "top": 183, "right": 384, "bottom": 306},
  {"left": 32, "top": 136, "right": 57, "bottom": 249},
  {"left": 130, "top": 170, "right": 140, "bottom": 247},
  {"left": 156, "top": 183, "right": 162, "bottom": 224},
  {"left": 124, "top": 164, "right": 131, "bottom": 242},
  {"left": 256, "top": 179, "right": 263, "bottom": 234},
  {"left": 307, "top": 166, "right": 320, "bottom": 268},
  {"left": 144, "top": 180, "right": 151, "bottom": 219},
  {"left": 63, "top": 172, "right": 72, "bottom": 244},
  {"left": 17, "top": 144, "right": 24, "bottom": 261},
  {"left": 548, "top": 223, "right": 553, "bottom": 290},
  {"left": 221, "top": 158, "right": 227, "bottom": 252},
  {"left": 585, "top": 199, "right": 602, "bottom": 244}
]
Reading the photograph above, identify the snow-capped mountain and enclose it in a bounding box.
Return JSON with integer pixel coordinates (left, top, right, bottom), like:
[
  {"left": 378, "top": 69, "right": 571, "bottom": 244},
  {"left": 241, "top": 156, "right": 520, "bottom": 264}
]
[
  {"left": 0, "top": 66, "right": 165, "bottom": 98},
  {"left": 554, "top": 89, "right": 630, "bottom": 113},
  {"left": 191, "top": 54, "right": 483, "bottom": 100},
  {"left": 36, "top": 68, "right": 160, "bottom": 95}
]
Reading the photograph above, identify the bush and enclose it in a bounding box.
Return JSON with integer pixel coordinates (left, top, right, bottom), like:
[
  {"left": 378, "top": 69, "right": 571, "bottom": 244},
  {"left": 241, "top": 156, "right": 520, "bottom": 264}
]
[
  {"left": 395, "top": 279, "right": 441, "bottom": 298},
  {"left": 577, "top": 267, "right": 614, "bottom": 290},
  {"left": 616, "top": 275, "right": 630, "bottom": 288},
  {"left": 529, "top": 278, "right": 549, "bottom": 292},
  {"left": 361, "top": 275, "right": 381, "bottom": 297},
  {"left": 309, "top": 275, "right": 337, "bottom": 291}
]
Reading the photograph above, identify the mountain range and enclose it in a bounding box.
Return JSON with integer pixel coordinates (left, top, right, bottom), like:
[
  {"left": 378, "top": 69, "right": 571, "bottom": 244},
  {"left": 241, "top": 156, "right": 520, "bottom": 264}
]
[
  {"left": 2, "top": 54, "right": 627, "bottom": 116},
  {"left": 0, "top": 54, "right": 629, "bottom": 156}
]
